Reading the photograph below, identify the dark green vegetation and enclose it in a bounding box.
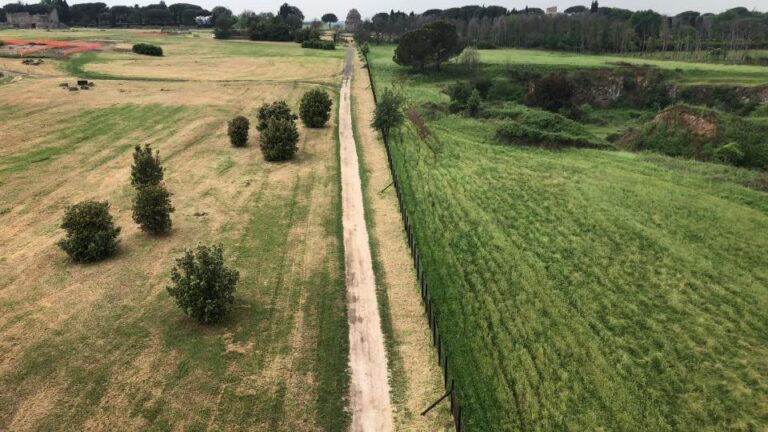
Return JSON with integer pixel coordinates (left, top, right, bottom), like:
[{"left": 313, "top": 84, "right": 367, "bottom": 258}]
[
  {"left": 58, "top": 200, "right": 121, "bottom": 263},
  {"left": 227, "top": 115, "right": 250, "bottom": 147},
  {"left": 257, "top": 101, "right": 297, "bottom": 131},
  {"left": 393, "top": 21, "right": 464, "bottom": 71},
  {"left": 257, "top": 100, "right": 300, "bottom": 161},
  {"left": 260, "top": 117, "right": 299, "bottom": 161},
  {"left": 130, "top": 144, "right": 164, "bottom": 187},
  {"left": 299, "top": 89, "right": 333, "bottom": 128},
  {"left": 132, "top": 183, "right": 175, "bottom": 235},
  {"left": 368, "top": 44, "right": 768, "bottom": 431},
  {"left": 354, "top": 5, "right": 768, "bottom": 57},
  {"left": 372, "top": 87, "right": 405, "bottom": 140},
  {"left": 167, "top": 244, "right": 240, "bottom": 324},
  {"left": 132, "top": 43, "right": 163, "bottom": 57},
  {"left": 494, "top": 106, "right": 605, "bottom": 149},
  {"left": 301, "top": 39, "right": 336, "bottom": 50},
  {"left": 623, "top": 105, "right": 768, "bottom": 169}
]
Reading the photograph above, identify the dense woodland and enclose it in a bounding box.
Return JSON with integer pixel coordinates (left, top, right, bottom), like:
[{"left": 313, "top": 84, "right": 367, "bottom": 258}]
[
  {"left": 1, "top": 1, "right": 767, "bottom": 54},
  {"left": 354, "top": 4, "right": 768, "bottom": 54}
]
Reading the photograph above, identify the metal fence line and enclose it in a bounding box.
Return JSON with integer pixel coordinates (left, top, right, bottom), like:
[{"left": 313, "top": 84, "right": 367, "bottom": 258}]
[{"left": 360, "top": 48, "right": 465, "bottom": 432}]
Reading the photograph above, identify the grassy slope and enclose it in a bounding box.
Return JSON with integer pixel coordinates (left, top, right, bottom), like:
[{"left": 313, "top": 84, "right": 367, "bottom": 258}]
[
  {"left": 0, "top": 34, "right": 349, "bottom": 431},
  {"left": 478, "top": 48, "right": 768, "bottom": 86},
  {"left": 368, "top": 46, "right": 768, "bottom": 431}
]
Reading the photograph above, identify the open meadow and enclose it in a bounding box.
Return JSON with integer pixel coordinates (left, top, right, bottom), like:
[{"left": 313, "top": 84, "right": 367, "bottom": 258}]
[
  {"left": 367, "top": 45, "right": 768, "bottom": 431},
  {"left": 0, "top": 29, "right": 350, "bottom": 431}
]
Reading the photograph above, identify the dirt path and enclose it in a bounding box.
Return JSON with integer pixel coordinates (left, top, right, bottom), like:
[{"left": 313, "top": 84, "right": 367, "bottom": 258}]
[
  {"left": 351, "top": 51, "right": 454, "bottom": 431},
  {"left": 339, "top": 48, "right": 394, "bottom": 431}
]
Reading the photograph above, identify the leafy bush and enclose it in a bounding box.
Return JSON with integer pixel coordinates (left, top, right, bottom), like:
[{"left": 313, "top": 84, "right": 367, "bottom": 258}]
[
  {"left": 493, "top": 104, "right": 604, "bottom": 148},
  {"left": 467, "top": 89, "right": 482, "bottom": 117},
  {"left": 624, "top": 105, "right": 768, "bottom": 169},
  {"left": 373, "top": 87, "right": 406, "bottom": 139},
  {"left": 715, "top": 142, "right": 745, "bottom": 164},
  {"left": 476, "top": 41, "right": 497, "bottom": 49},
  {"left": 487, "top": 80, "right": 524, "bottom": 102},
  {"left": 294, "top": 27, "right": 321, "bottom": 43},
  {"left": 132, "top": 183, "right": 174, "bottom": 235},
  {"left": 301, "top": 39, "right": 335, "bottom": 50},
  {"left": 227, "top": 116, "right": 250, "bottom": 147},
  {"left": 528, "top": 72, "right": 575, "bottom": 112},
  {"left": 131, "top": 144, "right": 164, "bottom": 188},
  {"left": 299, "top": 89, "right": 333, "bottom": 128},
  {"left": 360, "top": 42, "right": 370, "bottom": 56},
  {"left": 132, "top": 43, "right": 163, "bottom": 57},
  {"left": 58, "top": 201, "right": 121, "bottom": 263},
  {"left": 446, "top": 79, "right": 492, "bottom": 112},
  {"left": 167, "top": 244, "right": 239, "bottom": 324},
  {"left": 213, "top": 28, "right": 232, "bottom": 40},
  {"left": 260, "top": 117, "right": 300, "bottom": 161},
  {"left": 257, "top": 101, "right": 298, "bottom": 131}
]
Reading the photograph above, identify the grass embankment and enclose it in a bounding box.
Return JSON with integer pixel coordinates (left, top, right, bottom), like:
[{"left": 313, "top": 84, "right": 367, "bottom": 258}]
[
  {"left": 478, "top": 48, "right": 768, "bottom": 86},
  {"left": 0, "top": 33, "right": 348, "bottom": 431},
  {"left": 368, "top": 45, "right": 768, "bottom": 431}
]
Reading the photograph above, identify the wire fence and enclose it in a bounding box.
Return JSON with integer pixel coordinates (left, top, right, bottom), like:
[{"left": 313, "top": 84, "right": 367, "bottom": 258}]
[{"left": 360, "top": 49, "right": 464, "bottom": 432}]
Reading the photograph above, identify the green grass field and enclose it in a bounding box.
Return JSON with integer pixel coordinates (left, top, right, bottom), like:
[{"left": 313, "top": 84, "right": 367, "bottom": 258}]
[
  {"left": 476, "top": 47, "right": 768, "bottom": 86},
  {"left": 0, "top": 30, "right": 349, "bottom": 431},
  {"left": 368, "top": 45, "right": 768, "bottom": 431}
]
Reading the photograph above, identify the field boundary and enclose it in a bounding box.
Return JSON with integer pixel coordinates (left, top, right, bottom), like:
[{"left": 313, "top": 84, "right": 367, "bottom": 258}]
[{"left": 360, "top": 48, "right": 464, "bottom": 432}]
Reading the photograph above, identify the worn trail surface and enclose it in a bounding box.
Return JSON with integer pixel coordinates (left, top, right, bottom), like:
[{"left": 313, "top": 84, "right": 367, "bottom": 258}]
[{"left": 339, "top": 48, "right": 393, "bottom": 431}]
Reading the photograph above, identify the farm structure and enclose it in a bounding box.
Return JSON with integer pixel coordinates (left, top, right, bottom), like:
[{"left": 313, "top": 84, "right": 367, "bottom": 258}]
[{"left": 6, "top": 9, "right": 62, "bottom": 30}]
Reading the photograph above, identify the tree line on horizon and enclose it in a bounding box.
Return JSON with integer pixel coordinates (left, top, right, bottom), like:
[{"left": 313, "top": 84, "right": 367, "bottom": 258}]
[
  {"left": 352, "top": 3, "right": 768, "bottom": 53},
  {"left": 2, "top": 1, "right": 767, "bottom": 54}
]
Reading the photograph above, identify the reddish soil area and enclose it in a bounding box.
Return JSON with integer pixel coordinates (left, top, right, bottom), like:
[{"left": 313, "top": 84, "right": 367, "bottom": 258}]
[{"left": 0, "top": 39, "right": 103, "bottom": 57}]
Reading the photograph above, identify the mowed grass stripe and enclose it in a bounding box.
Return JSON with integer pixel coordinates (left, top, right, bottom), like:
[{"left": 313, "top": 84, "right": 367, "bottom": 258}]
[{"left": 369, "top": 46, "right": 768, "bottom": 430}]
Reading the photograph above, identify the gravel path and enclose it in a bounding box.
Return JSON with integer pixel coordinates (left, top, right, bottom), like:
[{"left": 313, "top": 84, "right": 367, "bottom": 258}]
[{"left": 339, "top": 48, "right": 393, "bottom": 432}]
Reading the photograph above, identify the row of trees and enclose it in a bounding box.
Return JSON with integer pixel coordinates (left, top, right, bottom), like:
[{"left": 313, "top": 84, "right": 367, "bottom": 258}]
[
  {"left": 58, "top": 146, "right": 237, "bottom": 324},
  {"left": 354, "top": 4, "right": 768, "bottom": 53},
  {"left": 0, "top": 1, "right": 336, "bottom": 31},
  {"left": 56, "top": 88, "right": 333, "bottom": 323},
  {"left": 1, "top": 0, "right": 215, "bottom": 27}
]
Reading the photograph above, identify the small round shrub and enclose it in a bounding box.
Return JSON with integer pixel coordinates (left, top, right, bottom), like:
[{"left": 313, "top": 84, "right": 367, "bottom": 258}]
[
  {"left": 167, "top": 244, "right": 240, "bottom": 324},
  {"left": 257, "top": 101, "right": 298, "bottom": 131},
  {"left": 260, "top": 117, "right": 299, "bottom": 161},
  {"left": 132, "top": 43, "right": 163, "bottom": 56},
  {"left": 301, "top": 39, "right": 336, "bottom": 50},
  {"left": 467, "top": 89, "right": 482, "bottom": 117},
  {"left": 227, "top": 115, "right": 250, "bottom": 147},
  {"left": 528, "top": 72, "right": 575, "bottom": 113},
  {"left": 131, "top": 144, "right": 164, "bottom": 188},
  {"left": 715, "top": 142, "right": 745, "bottom": 164},
  {"left": 58, "top": 201, "right": 121, "bottom": 263},
  {"left": 132, "top": 183, "right": 175, "bottom": 235},
  {"left": 299, "top": 89, "right": 333, "bottom": 128}
]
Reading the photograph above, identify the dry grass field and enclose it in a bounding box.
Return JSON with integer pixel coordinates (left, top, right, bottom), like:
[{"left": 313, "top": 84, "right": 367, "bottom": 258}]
[{"left": 0, "top": 29, "right": 349, "bottom": 431}]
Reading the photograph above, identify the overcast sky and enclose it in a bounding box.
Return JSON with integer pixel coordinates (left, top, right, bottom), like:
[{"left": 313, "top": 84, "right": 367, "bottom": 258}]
[{"left": 71, "top": 1, "right": 766, "bottom": 21}]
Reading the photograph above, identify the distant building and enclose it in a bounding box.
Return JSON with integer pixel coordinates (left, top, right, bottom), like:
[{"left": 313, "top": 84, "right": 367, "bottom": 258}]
[
  {"left": 546, "top": 6, "right": 559, "bottom": 15},
  {"left": 7, "top": 8, "right": 61, "bottom": 29},
  {"left": 345, "top": 9, "right": 362, "bottom": 32}
]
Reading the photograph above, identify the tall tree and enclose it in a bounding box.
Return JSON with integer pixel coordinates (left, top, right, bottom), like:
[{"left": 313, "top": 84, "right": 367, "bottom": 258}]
[
  {"left": 394, "top": 21, "right": 465, "bottom": 71},
  {"left": 321, "top": 12, "right": 337, "bottom": 29}
]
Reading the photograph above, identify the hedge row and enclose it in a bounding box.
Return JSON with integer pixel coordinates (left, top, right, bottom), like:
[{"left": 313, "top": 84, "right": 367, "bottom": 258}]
[
  {"left": 301, "top": 39, "right": 335, "bottom": 50},
  {"left": 132, "top": 43, "right": 163, "bottom": 57}
]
